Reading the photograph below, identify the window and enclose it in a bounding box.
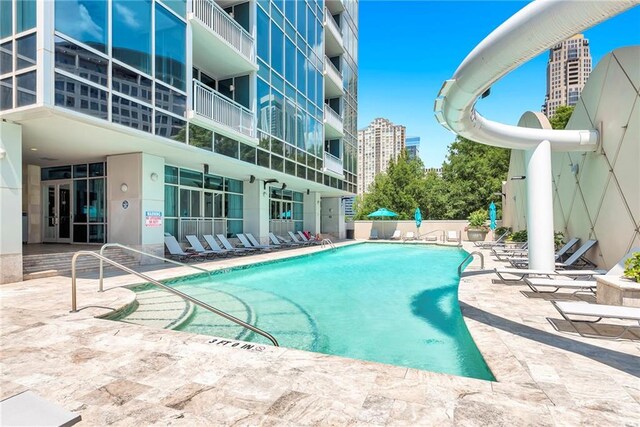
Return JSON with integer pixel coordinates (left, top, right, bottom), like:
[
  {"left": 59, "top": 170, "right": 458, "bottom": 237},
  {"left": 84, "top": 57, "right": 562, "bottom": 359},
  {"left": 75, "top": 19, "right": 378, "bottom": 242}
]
[
  {"left": 112, "top": 0, "right": 152, "bottom": 73},
  {"left": 257, "top": 7, "right": 269, "bottom": 62},
  {"left": 54, "top": 37, "right": 108, "bottom": 87},
  {"left": 155, "top": 3, "right": 186, "bottom": 90},
  {"left": 112, "top": 95, "right": 152, "bottom": 132},
  {"left": 16, "top": 71, "right": 36, "bottom": 107},
  {"left": 0, "top": 1, "right": 12, "bottom": 38},
  {"left": 17, "top": 0, "right": 36, "bottom": 33},
  {"left": 112, "top": 63, "right": 152, "bottom": 103},
  {"left": 16, "top": 33, "right": 36, "bottom": 71},
  {"left": 155, "top": 112, "right": 186, "bottom": 142},
  {"left": 54, "top": 73, "right": 108, "bottom": 119},
  {"left": 55, "top": 0, "right": 108, "bottom": 53}
]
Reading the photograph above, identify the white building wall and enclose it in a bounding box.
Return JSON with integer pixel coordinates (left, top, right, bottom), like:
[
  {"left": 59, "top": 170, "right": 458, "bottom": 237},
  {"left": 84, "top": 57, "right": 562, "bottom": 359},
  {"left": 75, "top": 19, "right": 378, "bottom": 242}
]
[
  {"left": 0, "top": 122, "right": 23, "bottom": 283},
  {"left": 505, "top": 47, "right": 640, "bottom": 269}
]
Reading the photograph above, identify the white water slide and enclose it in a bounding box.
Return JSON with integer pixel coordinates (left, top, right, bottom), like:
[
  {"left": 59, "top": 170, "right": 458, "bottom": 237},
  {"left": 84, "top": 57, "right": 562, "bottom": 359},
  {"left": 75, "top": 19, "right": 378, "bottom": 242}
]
[{"left": 435, "top": 0, "right": 639, "bottom": 270}]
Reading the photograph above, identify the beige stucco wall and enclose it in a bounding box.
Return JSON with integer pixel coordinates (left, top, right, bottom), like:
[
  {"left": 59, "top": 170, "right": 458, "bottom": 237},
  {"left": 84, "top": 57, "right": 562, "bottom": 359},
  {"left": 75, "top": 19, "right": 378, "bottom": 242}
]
[
  {"left": 504, "top": 47, "right": 640, "bottom": 269},
  {"left": 353, "top": 220, "right": 502, "bottom": 241}
]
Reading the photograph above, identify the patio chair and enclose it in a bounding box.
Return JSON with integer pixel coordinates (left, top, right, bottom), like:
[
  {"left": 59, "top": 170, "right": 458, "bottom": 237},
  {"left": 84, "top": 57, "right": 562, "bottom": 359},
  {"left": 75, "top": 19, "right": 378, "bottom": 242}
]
[
  {"left": 491, "top": 242, "right": 529, "bottom": 260},
  {"left": 494, "top": 267, "right": 606, "bottom": 282},
  {"left": 446, "top": 231, "right": 459, "bottom": 243},
  {"left": 550, "top": 301, "right": 640, "bottom": 340},
  {"left": 524, "top": 247, "right": 639, "bottom": 293},
  {"left": 276, "top": 234, "right": 303, "bottom": 246},
  {"left": 555, "top": 239, "right": 598, "bottom": 269},
  {"left": 216, "top": 234, "right": 253, "bottom": 254},
  {"left": 246, "top": 233, "right": 279, "bottom": 250},
  {"left": 422, "top": 233, "right": 438, "bottom": 242},
  {"left": 369, "top": 229, "right": 379, "bottom": 240},
  {"left": 298, "top": 231, "right": 321, "bottom": 245},
  {"left": 235, "top": 234, "right": 265, "bottom": 251},
  {"left": 508, "top": 238, "right": 580, "bottom": 268},
  {"left": 288, "top": 231, "right": 310, "bottom": 245},
  {"left": 390, "top": 230, "right": 402, "bottom": 240},
  {"left": 404, "top": 231, "right": 416, "bottom": 241},
  {"left": 202, "top": 234, "right": 232, "bottom": 257},
  {"left": 270, "top": 233, "right": 300, "bottom": 247},
  {"left": 185, "top": 235, "right": 218, "bottom": 258},
  {"left": 473, "top": 230, "right": 510, "bottom": 248},
  {"left": 164, "top": 235, "right": 204, "bottom": 262}
]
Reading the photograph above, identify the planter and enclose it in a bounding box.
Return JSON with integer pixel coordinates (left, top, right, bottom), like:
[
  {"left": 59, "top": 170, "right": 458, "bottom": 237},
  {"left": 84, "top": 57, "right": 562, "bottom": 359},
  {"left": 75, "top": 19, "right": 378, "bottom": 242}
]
[{"left": 467, "top": 229, "right": 489, "bottom": 242}]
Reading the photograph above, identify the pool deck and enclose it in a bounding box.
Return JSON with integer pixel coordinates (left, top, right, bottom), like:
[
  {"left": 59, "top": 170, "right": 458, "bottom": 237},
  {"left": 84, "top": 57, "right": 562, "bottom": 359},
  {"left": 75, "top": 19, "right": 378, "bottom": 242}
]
[{"left": 1, "top": 241, "right": 639, "bottom": 425}]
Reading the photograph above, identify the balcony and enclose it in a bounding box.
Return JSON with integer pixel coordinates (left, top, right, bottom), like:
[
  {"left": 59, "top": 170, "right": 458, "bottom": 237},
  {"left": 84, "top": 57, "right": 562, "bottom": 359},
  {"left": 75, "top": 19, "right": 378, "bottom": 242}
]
[
  {"left": 324, "top": 8, "right": 344, "bottom": 57},
  {"left": 324, "top": 104, "right": 344, "bottom": 138},
  {"left": 189, "top": 0, "right": 257, "bottom": 76},
  {"left": 190, "top": 79, "right": 257, "bottom": 143},
  {"left": 326, "top": 0, "right": 345, "bottom": 15},
  {"left": 324, "top": 56, "right": 344, "bottom": 98},
  {"left": 323, "top": 151, "right": 344, "bottom": 177}
]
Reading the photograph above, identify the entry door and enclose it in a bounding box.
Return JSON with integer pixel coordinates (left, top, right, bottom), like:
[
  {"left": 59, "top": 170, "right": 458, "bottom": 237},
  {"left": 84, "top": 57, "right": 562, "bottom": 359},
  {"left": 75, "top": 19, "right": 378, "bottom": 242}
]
[{"left": 43, "top": 182, "right": 72, "bottom": 243}]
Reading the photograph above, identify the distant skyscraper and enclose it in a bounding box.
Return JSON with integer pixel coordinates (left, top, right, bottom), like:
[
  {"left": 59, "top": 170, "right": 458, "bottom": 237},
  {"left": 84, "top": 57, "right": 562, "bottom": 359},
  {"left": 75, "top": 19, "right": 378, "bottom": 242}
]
[
  {"left": 542, "top": 34, "right": 592, "bottom": 118},
  {"left": 357, "top": 118, "right": 406, "bottom": 194},
  {"left": 405, "top": 136, "right": 420, "bottom": 160}
]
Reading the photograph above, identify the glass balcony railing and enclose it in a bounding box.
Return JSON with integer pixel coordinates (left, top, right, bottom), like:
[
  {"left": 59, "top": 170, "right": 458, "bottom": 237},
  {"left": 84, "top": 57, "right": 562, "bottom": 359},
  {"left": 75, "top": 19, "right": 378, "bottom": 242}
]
[
  {"left": 192, "top": 79, "right": 256, "bottom": 138},
  {"left": 325, "top": 56, "right": 342, "bottom": 83},
  {"left": 192, "top": 0, "right": 255, "bottom": 63},
  {"left": 324, "top": 104, "right": 343, "bottom": 133},
  {"left": 323, "top": 151, "right": 344, "bottom": 176},
  {"left": 324, "top": 7, "right": 342, "bottom": 36}
]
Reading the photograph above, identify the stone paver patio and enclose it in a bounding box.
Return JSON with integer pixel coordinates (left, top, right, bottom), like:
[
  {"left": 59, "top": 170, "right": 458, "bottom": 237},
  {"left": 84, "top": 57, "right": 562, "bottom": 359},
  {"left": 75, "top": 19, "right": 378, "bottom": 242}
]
[{"left": 1, "top": 241, "right": 638, "bottom": 425}]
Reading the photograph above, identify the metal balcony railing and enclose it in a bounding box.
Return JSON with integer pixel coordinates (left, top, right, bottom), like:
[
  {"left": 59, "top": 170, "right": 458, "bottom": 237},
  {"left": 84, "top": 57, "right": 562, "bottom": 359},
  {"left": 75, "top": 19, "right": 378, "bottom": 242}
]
[
  {"left": 193, "top": 80, "right": 256, "bottom": 138},
  {"left": 192, "top": 0, "right": 255, "bottom": 62},
  {"left": 323, "top": 151, "right": 343, "bottom": 175}
]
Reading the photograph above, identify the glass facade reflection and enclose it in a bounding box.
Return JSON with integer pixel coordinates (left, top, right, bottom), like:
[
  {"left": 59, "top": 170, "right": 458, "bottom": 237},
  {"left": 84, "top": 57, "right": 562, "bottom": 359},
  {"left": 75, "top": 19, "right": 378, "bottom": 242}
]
[
  {"left": 55, "top": 0, "right": 108, "bottom": 53},
  {"left": 112, "top": 0, "right": 152, "bottom": 74}
]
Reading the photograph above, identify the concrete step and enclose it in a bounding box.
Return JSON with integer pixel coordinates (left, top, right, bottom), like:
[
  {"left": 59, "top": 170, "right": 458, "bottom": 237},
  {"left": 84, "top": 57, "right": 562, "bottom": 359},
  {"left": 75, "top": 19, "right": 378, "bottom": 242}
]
[{"left": 108, "top": 288, "right": 194, "bottom": 330}]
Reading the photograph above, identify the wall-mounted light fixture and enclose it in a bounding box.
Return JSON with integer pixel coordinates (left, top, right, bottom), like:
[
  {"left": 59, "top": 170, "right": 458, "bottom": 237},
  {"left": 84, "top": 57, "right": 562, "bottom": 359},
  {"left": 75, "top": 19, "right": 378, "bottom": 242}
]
[
  {"left": 120, "top": 183, "right": 128, "bottom": 192},
  {"left": 510, "top": 176, "right": 526, "bottom": 180},
  {"left": 150, "top": 172, "right": 158, "bottom": 182},
  {"left": 249, "top": 175, "right": 256, "bottom": 183},
  {"left": 263, "top": 178, "right": 278, "bottom": 189},
  {"left": 571, "top": 164, "right": 579, "bottom": 176},
  {"left": 0, "top": 148, "right": 5, "bottom": 159},
  {"left": 203, "top": 164, "right": 209, "bottom": 175},
  {"left": 281, "top": 183, "right": 287, "bottom": 190}
]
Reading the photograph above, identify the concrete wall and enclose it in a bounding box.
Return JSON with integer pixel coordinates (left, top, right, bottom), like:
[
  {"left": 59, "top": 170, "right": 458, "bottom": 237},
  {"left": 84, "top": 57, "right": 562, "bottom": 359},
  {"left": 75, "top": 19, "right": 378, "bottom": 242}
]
[
  {"left": 0, "top": 121, "right": 23, "bottom": 283},
  {"left": 354, "top": 220, "right": 494, "bottom": 241},
  {"left": 504, "top": 47, "right": 640, "bottom": 269},
  {"left": 321, "top": 197, "right": 345, "bottom": 239},
  {"left": 22, "top": 164, "right": 41, "bottom": 244}
]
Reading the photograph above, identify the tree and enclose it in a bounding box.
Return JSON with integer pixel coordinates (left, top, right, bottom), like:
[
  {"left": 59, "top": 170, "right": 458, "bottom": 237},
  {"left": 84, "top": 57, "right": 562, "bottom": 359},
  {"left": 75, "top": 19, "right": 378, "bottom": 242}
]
[
  {"left": 354, "top": 152, "right": 428, "bottom": 220},
  {"left": 438, "top": 136, "right": 510, "bottom": 220},
  {"left": 549, "top": 105, "right": 574, "bottom": 130}
]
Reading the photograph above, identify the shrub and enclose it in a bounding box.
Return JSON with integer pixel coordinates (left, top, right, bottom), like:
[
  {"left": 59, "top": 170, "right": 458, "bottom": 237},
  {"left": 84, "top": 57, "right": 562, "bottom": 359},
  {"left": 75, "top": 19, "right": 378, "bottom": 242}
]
[
  {"left": 554, "top": 231, "right": 565, "bottom": 250},
  {"left": 508, "top": 229, "right": 528, "bottom": 242},
  {"left": 624, "top": 252, "right": 640, "bottom": 282},
  {"left": 467, "top": 209, "right": 489, "bottom": 230},
  {"left": 495, "top": 226, "right": 512, "bottom": 238}
]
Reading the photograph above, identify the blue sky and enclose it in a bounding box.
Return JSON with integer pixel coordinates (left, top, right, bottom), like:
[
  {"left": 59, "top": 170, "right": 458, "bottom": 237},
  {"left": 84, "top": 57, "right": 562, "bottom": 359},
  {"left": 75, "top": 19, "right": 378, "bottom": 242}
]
[{"left": 358, "top": 1, "right": 640, "bottom": 168}]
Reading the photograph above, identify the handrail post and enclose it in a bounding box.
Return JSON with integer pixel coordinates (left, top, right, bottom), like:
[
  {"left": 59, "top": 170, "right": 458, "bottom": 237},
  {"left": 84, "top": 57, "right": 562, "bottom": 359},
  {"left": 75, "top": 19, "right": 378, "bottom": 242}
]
[{"left": 71, "top": 253, "right": 78, "bottom": 312}]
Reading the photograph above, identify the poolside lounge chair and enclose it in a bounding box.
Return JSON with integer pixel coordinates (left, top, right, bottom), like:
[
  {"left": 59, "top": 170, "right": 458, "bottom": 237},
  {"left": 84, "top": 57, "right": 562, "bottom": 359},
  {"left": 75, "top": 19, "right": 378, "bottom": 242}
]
[
  {"left": 185, "top": 235, "right": 219, "bottom": 258},
  {"left": 288, "top": 231, "right": 311, "bottom": 245},
  {"left": 494, "top": 267, "right": 606, "bottom": 282},
  {"left": 474, "top": 230, "right": 510, "bottom": 248},
  {"left": 422, "top": 233, "right": 438, "bottom": 242},
  {"left": 298, "top": 231, "right": 321, "bottom": 245},
  {"left": 369, "top": 229, "right": 379, "bottom": 240},
  {"left": 390, "top": 230, "right": 402, "bottom": 240},
  {"left": 216, "top": 234, "right": 253, "bottom": 254},
  {"left": 555, "top": 239, "right": 598, "bottom": 269},
  {"left": 276, "top": 234, "right": 303, "bottom": 246},
  {"left": 491, "top": 242, "right": 529, "bottom": 260},
  {"left": 550, "top": 301, "right": 640, "bottom": 339},
  {"left": 202, "top": 235, "right": 232, "bottom": 256},
  {"left": 404, "top": 231, "right": 416, "bottom": 241},
  {"left": 446, "top": 231, "right": 459, "bottom": 243},
  {"left": 164, "top": 235, "right": 204, "bottom": 262},
  {"left": 235, "top": 234, "right": 266, "bottom": 251},
  {"left": 508, "top": 238, "right": 580, "bottom": 268},
  {"left": 270, "top": 233, "right": 300, "bottom": 247},
  {"left": 246, "top": 233, "right": 279, "bottom": 250},
  {"left": 524, "top": 247, "right": 639, "bottom": 294}
]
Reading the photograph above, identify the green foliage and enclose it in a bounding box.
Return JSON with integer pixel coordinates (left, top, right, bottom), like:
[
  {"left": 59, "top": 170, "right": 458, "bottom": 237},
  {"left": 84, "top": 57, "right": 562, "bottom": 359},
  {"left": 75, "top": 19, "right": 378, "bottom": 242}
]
[
  {"left": 495, "top": 226, "right": 512, "bottom": 238},
  {"left": 468, "top": 209, "right": 488, "bottom": 229},
  {"left": 554, "top": 231, "right": 565, "bottom": 250},
  {"left": 623, "top": 252, "right": 640, "bottom": 282},
  {"left": 508, "top": 229, "right": 528, "bottom": 243},
  {"left": 549, "top": 105, "right": 574, "bottom": 130},
  {"left": 354, "top": 136, "right": 510, "bottom": 221}
]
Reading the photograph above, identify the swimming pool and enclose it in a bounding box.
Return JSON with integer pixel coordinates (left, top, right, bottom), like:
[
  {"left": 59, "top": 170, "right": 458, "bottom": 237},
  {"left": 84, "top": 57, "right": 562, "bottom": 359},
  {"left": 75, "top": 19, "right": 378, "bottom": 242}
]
[{"left": 138, "top": 243, "right": 493, "bottom": 380}]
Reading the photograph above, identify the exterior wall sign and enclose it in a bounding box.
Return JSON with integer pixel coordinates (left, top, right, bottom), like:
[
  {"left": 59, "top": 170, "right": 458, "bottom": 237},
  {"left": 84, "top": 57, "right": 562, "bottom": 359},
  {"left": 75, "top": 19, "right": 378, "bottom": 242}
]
[{"left": 145, "top": 210, "right": 163, "bottom": 227}]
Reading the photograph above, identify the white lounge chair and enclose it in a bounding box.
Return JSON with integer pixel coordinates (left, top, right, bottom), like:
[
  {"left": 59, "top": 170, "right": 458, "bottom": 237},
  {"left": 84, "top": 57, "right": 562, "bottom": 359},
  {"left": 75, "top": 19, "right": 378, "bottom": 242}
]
[
  {"left": 422, "top": 233, "right": 438, "bottom": 242},
  {"left": 369, "top": 229, "right": 379, "bottom": 240},
  {"left": 185, "top": 235, "right": 218, "bottom": 258},
  {"left": 494, "top": 267, "right": 606, "bottom": 282},
  {"left": 404, "top": 231, "right": 416, "bottom": 241},
  {"left": 216, "top": 234, "right": 253, "bottom": 254},
  {"left": 298, "top": 231, "right": 321, "bottom": 245},
  {"left": 551, "top": 301, "right": 640, "bottom": 340},
  {"left": 246, "top": 233, "right": 278, "bottom": 250},
  {"left": 474, "top": 230, "right": 510, "bottom": 248},
  {"left": 508, "top": 238, "right": 580, "bottom": 268},
  {"left": 446, "top": 231, "right": 459, "bottom": 243},
  {"left": 524, "top": 247, "right": 639, "bottom": 293},
  {"left": 555, "top": 239, "right": 598, "bottom": 269},
  {"left": 390, "top": 230, "right": 402, "bottom": 240},
  {"left": 271, "top": 233, "right": 301, "bottom": 247},
  {"left": 236, "top": 234, "right": 266, "bottom": 251},
  {"left": 164, "top": 235, "right": 204, "bottom": 262},
  {"left": 202, "top": 234, "right": 232, "bottom": 256},
  {"left": 288, "top": 231, "right": 310, "bottom": 245}
]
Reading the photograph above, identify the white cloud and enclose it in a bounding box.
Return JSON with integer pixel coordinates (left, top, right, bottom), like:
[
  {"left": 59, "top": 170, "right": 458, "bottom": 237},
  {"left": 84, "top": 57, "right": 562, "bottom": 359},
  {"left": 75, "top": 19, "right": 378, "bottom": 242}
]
[{"left": 114, "top": 3, "right": 141, "bottom": 30}]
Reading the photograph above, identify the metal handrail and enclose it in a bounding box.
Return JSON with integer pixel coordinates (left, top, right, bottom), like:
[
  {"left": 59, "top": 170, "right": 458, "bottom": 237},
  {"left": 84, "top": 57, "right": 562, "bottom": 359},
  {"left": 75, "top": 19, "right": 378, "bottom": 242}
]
[
  {"left": 420, "top": 229, "right": 446, "bottom": 242},
  {"left": 99, "top": 243, "right": 209, "bottom": 292},
  {"left": 321, "top": 238, "right": 336, "bottom": 250},
  {"left": 458, "top": 251, "right": 485, "bottom": 276},
  {"left": 75, "top": 252, "right": 279, "bottom": 346}
]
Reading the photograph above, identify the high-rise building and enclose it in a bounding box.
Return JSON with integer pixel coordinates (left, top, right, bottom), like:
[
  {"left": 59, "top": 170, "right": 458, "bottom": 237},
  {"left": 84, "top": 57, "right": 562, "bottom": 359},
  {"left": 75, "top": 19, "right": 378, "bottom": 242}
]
[
  {"left": 405, "top": 136, "right": 420, "bottom": 159},
  {"left": 0, "top": 0, "right": 358, "bottom": 282},
  {"left": 542, "top": 34, "right": 592, "bottom": 118},
  {"left": 357, "top": 118, "right": 405, "bottom": 194}
]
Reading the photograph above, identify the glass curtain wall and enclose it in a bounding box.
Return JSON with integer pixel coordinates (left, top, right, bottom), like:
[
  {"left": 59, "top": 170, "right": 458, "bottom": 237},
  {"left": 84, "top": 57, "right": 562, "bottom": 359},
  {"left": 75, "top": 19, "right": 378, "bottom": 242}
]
[
  {"left": 164, "top": 166, "right": 244, "bottom": 241},
  {"left": 51, "top": 0, "right": 187, "bottom": 141},
  {"left": 341, "top": 0, "right": 358, "bottom": 194}
]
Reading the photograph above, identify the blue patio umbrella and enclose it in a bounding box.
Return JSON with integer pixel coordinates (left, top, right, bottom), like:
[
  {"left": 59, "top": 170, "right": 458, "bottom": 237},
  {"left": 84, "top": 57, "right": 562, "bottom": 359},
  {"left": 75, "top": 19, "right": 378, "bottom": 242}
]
[
  {"left": 367, "top": 208, "right": 398, "bottom": 218},
  {"left": 414, "top": 207, "right": 422, "bottom": 230},
  {"left": 489, "top": 202, "right": 497, "bottom": 230}
]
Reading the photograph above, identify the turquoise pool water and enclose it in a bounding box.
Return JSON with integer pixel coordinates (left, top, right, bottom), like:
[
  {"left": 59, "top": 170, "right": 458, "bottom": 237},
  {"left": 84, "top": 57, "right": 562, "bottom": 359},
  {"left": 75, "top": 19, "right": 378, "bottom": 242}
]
[{"left": 155, "top": 243, "right": 494, "bottom": 380}]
